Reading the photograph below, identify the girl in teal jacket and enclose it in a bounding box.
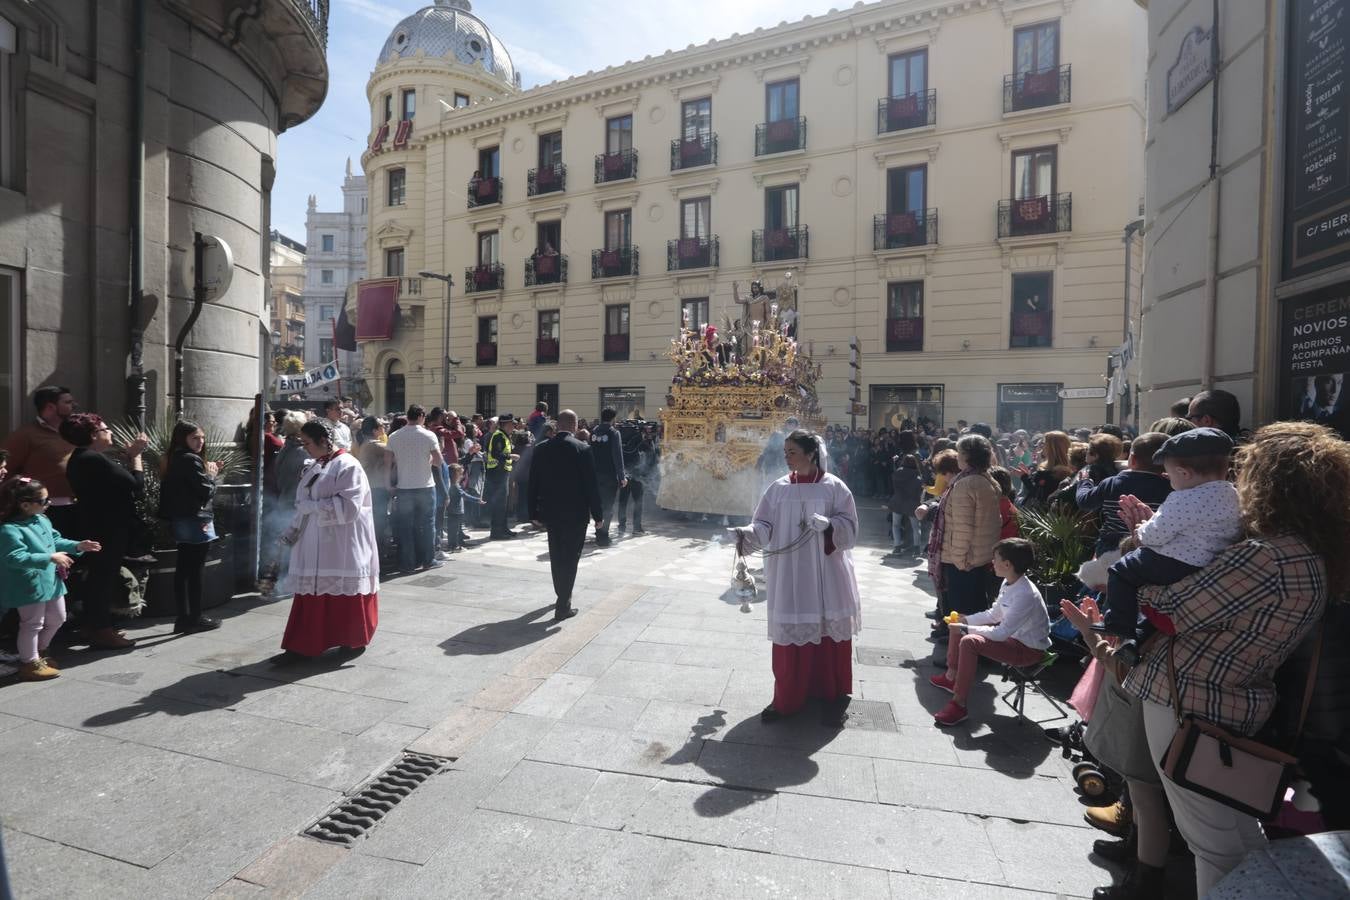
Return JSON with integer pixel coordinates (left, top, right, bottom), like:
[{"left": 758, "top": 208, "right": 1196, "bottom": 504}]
[{"left": 0, "top": 477, "right": 100, "bottom": 680}]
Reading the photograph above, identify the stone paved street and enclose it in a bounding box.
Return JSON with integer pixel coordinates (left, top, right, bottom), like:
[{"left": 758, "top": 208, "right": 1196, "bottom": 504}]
[{"left": 1, "top": 502, "right": 1113, "bottom": 898}]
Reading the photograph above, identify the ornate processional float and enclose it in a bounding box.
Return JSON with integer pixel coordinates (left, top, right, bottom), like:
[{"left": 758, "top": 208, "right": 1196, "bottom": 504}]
[{"left": 657, "top": 277, "right": 826, "bottom": 516}]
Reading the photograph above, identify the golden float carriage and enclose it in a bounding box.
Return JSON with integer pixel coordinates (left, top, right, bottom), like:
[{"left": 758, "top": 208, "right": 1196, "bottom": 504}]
[{"left": 657, "top": 291, "right": 825, "bottom": 516}]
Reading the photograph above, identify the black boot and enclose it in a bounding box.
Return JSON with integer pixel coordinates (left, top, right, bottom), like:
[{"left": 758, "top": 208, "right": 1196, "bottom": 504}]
[
  {"left": 1092, "top": 861, "right": 1165, "bottom": 900},
  {"left": 553, "top": 598, "right": 578, "bottom": 622},
  {"left": 1092, "top": 825, "right": 1137, "bottom": 865}
]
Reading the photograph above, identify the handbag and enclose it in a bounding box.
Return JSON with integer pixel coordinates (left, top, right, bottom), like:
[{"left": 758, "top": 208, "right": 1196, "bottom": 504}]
[
  {"left": 1084, "top": 665, "right": 1160, "bottom": 784},
  {"left": 1158, "top": 632, "right": 1322, "bottom": 819}
]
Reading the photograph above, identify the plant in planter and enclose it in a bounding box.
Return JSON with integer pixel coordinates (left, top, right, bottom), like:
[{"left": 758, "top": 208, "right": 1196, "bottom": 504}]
[{"left": 1017, "top": 505, "right": 1098, "bottom": 607}]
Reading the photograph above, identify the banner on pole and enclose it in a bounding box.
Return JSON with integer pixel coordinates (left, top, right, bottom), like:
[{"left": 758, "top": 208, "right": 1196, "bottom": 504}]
[{"left": 278, "top": 359, "right": 341, "bottom": 394}]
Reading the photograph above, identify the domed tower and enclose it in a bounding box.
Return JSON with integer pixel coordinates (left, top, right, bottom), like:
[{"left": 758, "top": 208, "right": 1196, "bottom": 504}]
[{"left": 362, "top": 0, "right": 518, "bottom": 411}]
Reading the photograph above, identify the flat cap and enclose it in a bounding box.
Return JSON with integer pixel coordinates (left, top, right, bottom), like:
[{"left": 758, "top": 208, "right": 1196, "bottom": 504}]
[
  {"left": 498, "top": 413, "right": 514, "bottom": 422},
  {"left": 1152, "top": 426, "right": 1233, "bottom": 464}
]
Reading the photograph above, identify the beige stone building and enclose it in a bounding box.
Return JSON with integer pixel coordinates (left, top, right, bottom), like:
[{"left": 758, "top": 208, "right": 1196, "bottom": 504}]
[
  {"left": 356, "top": 0, "right": 1146, "bottom": 432},
  {"left": 1134, "top": 0, "right": 1350, "bottom": 435},
  {"left": 268, "top": 230, "right": 307, "bottom": 361}
]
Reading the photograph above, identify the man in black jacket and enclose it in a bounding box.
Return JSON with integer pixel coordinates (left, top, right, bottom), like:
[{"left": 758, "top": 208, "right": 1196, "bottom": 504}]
[
  {"left": 529, "top": 410, "right": 603, "bottom": 621},
  {"left": 588, "top": 407, "right": 626, "bottom": 547}
]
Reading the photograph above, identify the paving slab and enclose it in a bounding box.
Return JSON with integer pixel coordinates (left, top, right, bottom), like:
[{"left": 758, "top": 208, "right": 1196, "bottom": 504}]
[
  {"left": 511, "top": 673, "right": 595, "bottom": 719},
  {"left": 649, "top": 839, "right": 893, "bottom": 899},
  {"left": 569, "top": 770, "right": 659, "bottom": 830},
  {"left": 478, "top": 759, "right": 601, "bottom": 821},
  {"left": 627, "top": 779, "right": 779, "bottom": 852},
  {"left": 300, "top": 851, "right": 424, "bottom": 899}
]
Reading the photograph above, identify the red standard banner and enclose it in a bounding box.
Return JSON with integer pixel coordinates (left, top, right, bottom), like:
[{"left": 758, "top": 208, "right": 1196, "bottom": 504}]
[{"left": 355, "top": 278, "right": 400, "bottom": 341}]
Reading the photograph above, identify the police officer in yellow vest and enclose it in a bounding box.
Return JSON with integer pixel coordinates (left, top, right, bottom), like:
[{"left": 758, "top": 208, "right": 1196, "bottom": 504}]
[{"left": 485, "top": 414, "right": 517, "bottom": 539}]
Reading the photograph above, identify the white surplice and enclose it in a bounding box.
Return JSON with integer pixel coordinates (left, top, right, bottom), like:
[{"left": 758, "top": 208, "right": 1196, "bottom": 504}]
[
  {"left": 744, "top": 472, "right": 862, "bottom": 645},
  {"left": 286, "top": 451, "right": 380, "bottom": 597}
]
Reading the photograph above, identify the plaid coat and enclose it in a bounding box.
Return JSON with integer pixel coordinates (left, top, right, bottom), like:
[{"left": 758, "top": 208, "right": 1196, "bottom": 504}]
[{"left": 1125, "top": 534, "right": 1327, "bottom": 735}]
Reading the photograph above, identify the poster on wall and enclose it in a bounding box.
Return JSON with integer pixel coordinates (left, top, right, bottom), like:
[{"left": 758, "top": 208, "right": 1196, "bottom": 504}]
[
  {"left": 1280, "top": 282, "right": 1350, "bottom": 438},
  {"left": 1284, "top": 0, "right": 1350, "bottom": 279}
]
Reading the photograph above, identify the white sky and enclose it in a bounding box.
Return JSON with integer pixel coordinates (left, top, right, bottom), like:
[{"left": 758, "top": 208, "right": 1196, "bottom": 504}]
[{"left": 272, "top": 0, "right": 840, "bottom": 239}]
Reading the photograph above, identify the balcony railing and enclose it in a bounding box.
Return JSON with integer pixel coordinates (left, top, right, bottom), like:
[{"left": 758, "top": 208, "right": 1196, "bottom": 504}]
[
  {"left": 753, "top": 226, "right": 809, "bottom": 263},
  {"left": 877, "top": 90, "right": 937, "bottom": 134},
  {"left": 293, "top": 0, "right": 330, "bottom": 48},
  {"left": 886, "top": 317, "right": 924, "bottom": 352},
  {"left": 755, "top": 116, "right": 806, "bottom": 156},
  {"left": 873, "top": 209, "right": 939, "bottom": 251},
  {"left": 464, "top": 263, "right": 504, "bottom": 294},
  {"left": 536, "top": 337, "right": 560, "bottom": 365},
  {"left": 476, "top": 342, "right": 498, "bottom": 366},
  {"left": 525, "top": 253, "right": 568, "bottom": 286},
  {"left": 592, "top": 246, "right": 639, "bottom": 279},
  {"left": 604, "top": 333, "right": 630, "bottom": 362},
  {"left": 595, "top": 149, "right": 637, "bottom": 183},
  {"left": 1010, "top": 310, "right": 1053, "bottom": 348},
  {"left": 467, "top": 175, "right": 502, "bottom": 208},
  {"left": 671, "top": 134, "right": 717, "bottom": 170},
  {"left": 1003, "top": 64, "right": 1072, "bottom": 113},
  {"left": 399, "top": 277, "right": 421, "bottom": 296},
  {"left": 997, "top": 193, "right": 1072, "bottom": 238},
  {"left": 667, "top": 236, "right": 719, "bottom": 271},
  {"left": 527, "top": 163, "right": 566, "bottom": 196}
]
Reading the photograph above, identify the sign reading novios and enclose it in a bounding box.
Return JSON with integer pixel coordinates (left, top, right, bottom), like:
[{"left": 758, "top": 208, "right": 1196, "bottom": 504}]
[{"left": 1166, "top": 26, "right": 1215, "bottom": 115}]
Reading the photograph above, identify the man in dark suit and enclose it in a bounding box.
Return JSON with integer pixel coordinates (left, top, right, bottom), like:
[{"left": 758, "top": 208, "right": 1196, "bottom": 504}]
[{"left": 528, "top": 410, "right": 603, "bottom": 621}]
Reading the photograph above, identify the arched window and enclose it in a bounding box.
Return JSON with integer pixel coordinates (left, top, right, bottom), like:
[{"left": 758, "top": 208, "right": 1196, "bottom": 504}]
[{"left": 385, "top": 359, "right": 405, "bottom": 415}]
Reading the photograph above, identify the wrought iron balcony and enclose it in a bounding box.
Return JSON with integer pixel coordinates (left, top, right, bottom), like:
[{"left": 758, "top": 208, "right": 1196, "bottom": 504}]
[
  {"left": 877, "top": 90, "right": 937, "bottom": 134},
  {"left": 293, "top": 0, "right": 330, "bottom": 48},
  {"left": 755, "top": 116, "right": 806, "bottom": 156},
  {"left": 997, "top": 193, "right": 1072, "bottom": 238},
  {"left": 1003, "top": 64, "right": 1072, "bottom": 113},
  {"left": 464, "top": 263, "right": 504, "bottom": 294},
  {"left": 873, "top": 209, "right": 939, "bottom": 251},
  {"left": 667, "top": 236, "right": 718, "bottom": 271},
  {"left": 886, "top": 317, "right": 924, "bottom": 352},
  {"left": 592, "top": 246, "right": 639, "bottom": 279},
  {"left": 752, "top": 226, "right": 809, "bottom": 263},
  {"left": 536, "top": 337, "right": 560, "bottom": 365},
  {"left": 525, "top": 253, "right": 568, "bottom": 286},
  {"left": 604, "top": 333, "right": 630, "bottom": 362},
  {"left": 527, "top": 163, "right": 566, "bottom": 196},
  {"left": 475, "top": 342, "right": 498, "bottom": 366},
  {"left": 595, "top": 149, "right": 637, "bottom": 183},
  {"left": 671, "top": 134, "right": 717, "bottom": 170},
  {"left": 467, "top": 175, "right": 502, "bottom": 208}
]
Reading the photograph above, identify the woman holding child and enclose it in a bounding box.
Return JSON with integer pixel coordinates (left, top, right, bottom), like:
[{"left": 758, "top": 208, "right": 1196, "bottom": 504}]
[{"left": 1066, "top": 421, "right": 1350, "bottom": 898}]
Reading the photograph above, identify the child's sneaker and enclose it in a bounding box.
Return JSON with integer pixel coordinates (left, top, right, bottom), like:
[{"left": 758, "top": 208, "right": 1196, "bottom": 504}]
[
  {"left": 928, "top": 673, "right": 956, "bottom": 694},
  {"left": 933, "top": 700, "right": 968, "bottom": 726},
  {"left": 19, "top": 660, "right": 60, "bottom": 681}
]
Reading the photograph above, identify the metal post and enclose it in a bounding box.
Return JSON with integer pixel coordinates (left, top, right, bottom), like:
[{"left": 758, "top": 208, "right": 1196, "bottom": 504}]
[
  {"left": 251, "top": 392, "right": 264, "bottom": 584},
  {"left": 174, "top": 232, "right": 208, "bottom": 422},
  {"left": 848, "top": 336, "right": 861, "bottom": 430},
  {"left": 441, "top": 277, "right": 453, "bottom": 409}
]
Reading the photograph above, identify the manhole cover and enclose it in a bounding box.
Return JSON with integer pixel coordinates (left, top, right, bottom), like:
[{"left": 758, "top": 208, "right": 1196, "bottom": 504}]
[
  {"left": 304, "top": 752, "right": 451, "bottom": 846},
  {"left": 843, "top": 699, "right": 899, "bottom": 732},
  {"left": 406, "top": 575, "right": 454, "bottom": 589},
  {"left": 856, "top": 648, "right": 913, "bottom": 667}
]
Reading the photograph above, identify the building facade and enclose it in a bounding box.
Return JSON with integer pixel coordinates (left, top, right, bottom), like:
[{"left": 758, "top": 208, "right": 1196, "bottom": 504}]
[
  {"left": 268, "top": 231, "right": 307, "bottom": 362},
  {"left": 357, "top": 0, "right": 1146, "bottom": 431},
  {"left": 0, "top": 0, "right": 328, "bottom": 436},
  {"left": 302, "top": 160, "right": 368, "bottom": 398},
  {"left": 1135, "top": 0, "right": 1350, "bottom": 436}
]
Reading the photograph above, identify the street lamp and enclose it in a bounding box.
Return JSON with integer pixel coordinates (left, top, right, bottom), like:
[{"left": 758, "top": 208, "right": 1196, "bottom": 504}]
[{"left": 418, "top": 270, "right": 461, "bottom": 408}]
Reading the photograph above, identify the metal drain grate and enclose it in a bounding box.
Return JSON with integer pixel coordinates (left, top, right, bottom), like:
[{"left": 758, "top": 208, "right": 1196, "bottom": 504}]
[
  {"left": 304, "top": 752, "right": 450, "bottom": 846},
  {"left": 842, "top": 699, "right": 900, "bottom": 732}
]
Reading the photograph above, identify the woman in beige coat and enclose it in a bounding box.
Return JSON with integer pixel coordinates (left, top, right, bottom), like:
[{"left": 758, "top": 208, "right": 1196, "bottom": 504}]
[{"left": 925, "top": 434, "right": 1002, "bottom": 619}]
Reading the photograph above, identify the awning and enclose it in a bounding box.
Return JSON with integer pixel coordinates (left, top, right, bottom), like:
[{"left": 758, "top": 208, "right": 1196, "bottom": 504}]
[{"left": 356, "top": 278, "right": 400, "bottom": 341}]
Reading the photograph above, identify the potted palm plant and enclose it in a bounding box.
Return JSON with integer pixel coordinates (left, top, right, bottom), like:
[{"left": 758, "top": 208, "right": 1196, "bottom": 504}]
[
  {"left": 110, "top": 416, "right": 249, "bottom": 617},
  {"left": 1017, "top": 505, "right": 1097, "bottom": 609}
]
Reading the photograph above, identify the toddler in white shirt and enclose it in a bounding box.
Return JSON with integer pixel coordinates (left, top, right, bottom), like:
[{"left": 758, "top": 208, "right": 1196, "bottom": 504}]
[{"left": 1103, "top": 427, "right": 1242, "bottom": 641}]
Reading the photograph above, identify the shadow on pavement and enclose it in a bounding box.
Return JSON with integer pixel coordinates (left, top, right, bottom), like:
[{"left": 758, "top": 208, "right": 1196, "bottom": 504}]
[
  {"left": 438, "top": 605, "right": 560, "bottom": 656},
  {"left": 667, "top": 707, "right": 845, "bottom": 817}
]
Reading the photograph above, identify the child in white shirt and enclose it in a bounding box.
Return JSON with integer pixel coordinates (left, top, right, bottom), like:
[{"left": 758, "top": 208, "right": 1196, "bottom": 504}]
[
  {"left": 1103, "top": 427, "right": 1242, "bottom": 642},
  {"left": 931, "top": 538, "right": 1051, "bottom": 726}
]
